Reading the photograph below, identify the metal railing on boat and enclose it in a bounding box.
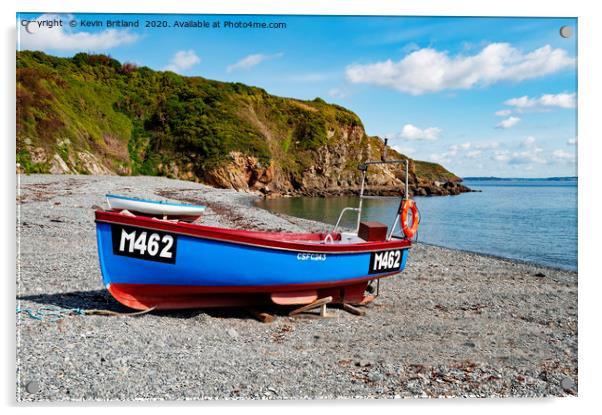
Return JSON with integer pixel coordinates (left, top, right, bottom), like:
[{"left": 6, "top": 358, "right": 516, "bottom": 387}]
[{"left": 332, "top": 138, "right": 411, "bottom": 241}]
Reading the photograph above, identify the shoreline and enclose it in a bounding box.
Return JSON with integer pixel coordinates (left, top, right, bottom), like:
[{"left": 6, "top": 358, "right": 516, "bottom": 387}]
[
  {"left": 252, "top": 194, "right": 576, "bottom": 273},
  {"left": 168, "top": 184, "right": 574, "bottom": 273},
  {"left": 16, "top": 174, "right": 578, "bottom": 400}
]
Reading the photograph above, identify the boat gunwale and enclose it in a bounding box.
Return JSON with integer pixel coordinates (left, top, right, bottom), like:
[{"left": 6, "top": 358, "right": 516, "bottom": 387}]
[{"left": 95, "top": 210, "right": 412, "bottom": 254}]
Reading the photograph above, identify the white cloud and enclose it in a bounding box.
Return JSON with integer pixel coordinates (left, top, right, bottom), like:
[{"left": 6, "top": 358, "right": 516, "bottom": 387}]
[
  {"left": 345, "top": 43, "right": 575, "bottom": 95},
  {"left": 391, "top": 145, "right": 416, "bottom": 155},
  {"left": 227, "top": 52, "right": 283, "bottom": 73},
  {"left": 164, "top": 50, "right": 201, "bottom": 73},
  {"left": 474, "top": 141, "right": 500, "bottom": 150},
  {"left": 553, "top": 149, "right": 575, "bottom": 162},
  {"left": 429, "top": 141, "right": 493, "bottom": 163},
  {"left": 539, "top": 93, "right": 576, "bottom": 108},
  {"left": 447, "top": 146, "right": 459, "bottom": 156},
  {"left": 493, "top": 150, "right": 510, "bottom": 162},
  {"left": 495, "top": 109, "right": 512, "bottom": 117},
  {"left": 509, "top": 149, "right": 546, "bottom": 165},
  {"left": 399, "top": 124, "right": 441, "bottom": 141},
  {"left": 493, "top": 147, "right": 545, "bottom": 165},
  {"left": 504, "top": 93, "right": 576, "bottom": 110},
  {"left": 490, "top": 138, "right": 575, "bottom": 167},
  {"left": 503, "top": 96, "right": 531, "bottom": 108},
  {"left": 430, "top": 144, "right": 464, "bottom": 163},
  {"left": 522, "top": 136, "right": 537, "bottom": 147},
  {"left": 567, "top": 137, "right": 578, "bottom": 145},
  {"left": 18, "top": 14, "right": 139, "bottom": 51},
  {"left": 496, "top": 116, "right": 521, "bottom": 129}
]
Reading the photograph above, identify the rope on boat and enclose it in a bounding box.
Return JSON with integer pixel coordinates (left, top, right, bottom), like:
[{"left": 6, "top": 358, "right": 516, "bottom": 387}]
[
  {"left": 84, "top": 306, "right": 157, "bottom": 317},
  {"left": 16, "top": 305, "right": 157, "bottom": 321}
]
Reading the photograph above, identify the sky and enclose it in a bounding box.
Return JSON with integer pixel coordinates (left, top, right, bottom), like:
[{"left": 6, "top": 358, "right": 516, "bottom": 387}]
[{"left": 17, "top": 13, "right": 578, "bottom": 178}]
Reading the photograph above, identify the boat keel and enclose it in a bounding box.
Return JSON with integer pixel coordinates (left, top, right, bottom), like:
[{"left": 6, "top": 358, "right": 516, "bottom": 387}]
[{"left": 108, "top": 281, "right": 372, "bottom": 310}]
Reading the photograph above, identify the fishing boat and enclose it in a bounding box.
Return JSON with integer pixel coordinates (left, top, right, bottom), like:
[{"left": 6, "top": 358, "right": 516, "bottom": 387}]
[
  {"left": 95, "top": 145, "right": 419, "bottom": 310},
  {"left": 106, "top": 194, "right": 206, "bottom": 222}
]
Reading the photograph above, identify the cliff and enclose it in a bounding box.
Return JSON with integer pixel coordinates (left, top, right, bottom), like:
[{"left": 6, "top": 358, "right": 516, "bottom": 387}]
[{"left": 16, "top": 50, "right": 470, "bottom": 197}]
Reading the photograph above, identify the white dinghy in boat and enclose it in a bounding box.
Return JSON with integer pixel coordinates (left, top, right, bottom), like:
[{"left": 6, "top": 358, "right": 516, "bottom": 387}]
[{"left": 106, "top": 194, "right": 206, "bottom": 222}]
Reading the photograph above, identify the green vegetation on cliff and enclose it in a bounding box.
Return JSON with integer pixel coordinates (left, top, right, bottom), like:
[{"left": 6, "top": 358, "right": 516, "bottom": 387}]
[
  {"left": 413, "top": 160, "right": 460, "bottom": 182},
  {"left": 16, "top": 50, "right": 461, "bottom": 194}
]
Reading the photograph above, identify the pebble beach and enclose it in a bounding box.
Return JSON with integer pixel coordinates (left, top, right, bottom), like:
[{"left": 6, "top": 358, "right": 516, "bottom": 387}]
[{"left": 16, "top": 174, "right": 578, "bottom": 401}]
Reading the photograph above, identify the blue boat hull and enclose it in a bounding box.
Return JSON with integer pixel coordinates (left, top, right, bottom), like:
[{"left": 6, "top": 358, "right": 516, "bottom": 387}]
[{"left": 95, "top": 211, "right": 411, "bottom": 309}]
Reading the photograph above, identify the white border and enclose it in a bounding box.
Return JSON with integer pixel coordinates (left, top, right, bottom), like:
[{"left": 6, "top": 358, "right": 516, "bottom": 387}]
[
  {"left": 9, "top": 0, "right": 584, "bottom": 17},
  {"left": 4, "top": 1, "right": 600, "bottom": 414}
]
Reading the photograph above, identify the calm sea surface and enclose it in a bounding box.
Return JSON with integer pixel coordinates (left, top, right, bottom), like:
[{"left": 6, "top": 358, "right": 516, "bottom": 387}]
[{"left": 256, "top": 179, "right": 578, "bottom": 271}]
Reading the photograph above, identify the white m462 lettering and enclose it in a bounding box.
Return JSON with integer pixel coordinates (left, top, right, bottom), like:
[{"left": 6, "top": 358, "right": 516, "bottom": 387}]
[
  {"left": 372, "top": 250, "right": 401, "bottom": 271},
  {"left": 160, "top": 235, "right": 174, "bottom": 259},
  {"left": 118, "top": 229, "right": 174, "bottom": 259},
  {"left": 119, "top": 229, "right": 136, "bottom": 252}
]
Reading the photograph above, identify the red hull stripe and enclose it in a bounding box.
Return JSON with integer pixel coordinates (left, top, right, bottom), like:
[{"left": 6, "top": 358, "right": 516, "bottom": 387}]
[
  {"left": 110, "top": 271, "right": 398, "bottom": 294},
  {"left": 95, "top": 211, "right": 411, "bottom": 254}
]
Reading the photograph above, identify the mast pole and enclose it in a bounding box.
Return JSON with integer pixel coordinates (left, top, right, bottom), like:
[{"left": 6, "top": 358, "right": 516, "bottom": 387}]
[
  {"left": 405, "top": 159, "right": 409, "bottom": 200},
  {"left": 356, "top": 169, "right": 366, "bottom": 233}
]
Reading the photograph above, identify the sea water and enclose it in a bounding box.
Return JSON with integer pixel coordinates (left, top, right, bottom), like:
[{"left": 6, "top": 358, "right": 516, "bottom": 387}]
[{"left": 256, "top": 179, "right": 578, "bottom": 271}]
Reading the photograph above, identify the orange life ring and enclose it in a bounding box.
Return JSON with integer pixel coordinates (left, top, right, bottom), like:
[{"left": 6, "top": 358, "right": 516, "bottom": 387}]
[{"left": 400, "top": 199, "right": 420, "bottom": 239}]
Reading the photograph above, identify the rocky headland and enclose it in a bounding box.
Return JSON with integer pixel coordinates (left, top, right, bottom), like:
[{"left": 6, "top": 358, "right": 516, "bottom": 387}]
[{"left": 17, "top": 51, "right": 472, "bottom": 198}]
